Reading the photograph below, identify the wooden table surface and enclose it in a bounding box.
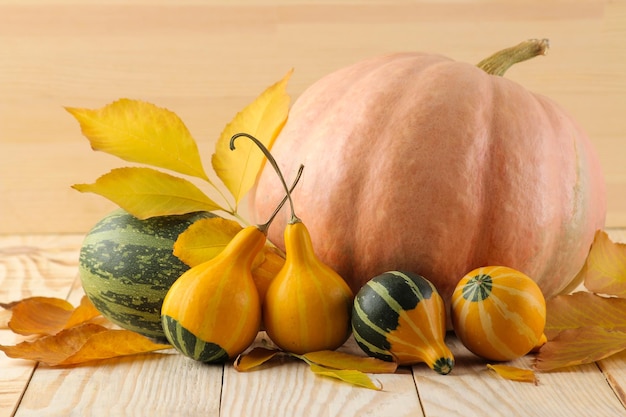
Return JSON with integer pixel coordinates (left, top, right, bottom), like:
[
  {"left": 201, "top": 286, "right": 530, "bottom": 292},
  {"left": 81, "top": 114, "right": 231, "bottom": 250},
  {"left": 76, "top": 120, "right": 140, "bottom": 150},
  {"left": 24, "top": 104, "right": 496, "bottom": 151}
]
[{"left": 2, "top": 1, "right": 625, "bottom": 416}]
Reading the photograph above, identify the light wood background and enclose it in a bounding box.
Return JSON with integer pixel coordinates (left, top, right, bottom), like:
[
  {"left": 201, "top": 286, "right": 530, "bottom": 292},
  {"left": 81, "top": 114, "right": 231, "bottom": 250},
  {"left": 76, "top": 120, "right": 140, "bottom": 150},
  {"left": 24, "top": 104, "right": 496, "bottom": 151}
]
[{"left": 1, "top": 0, "right": 625, "bottom": 234}]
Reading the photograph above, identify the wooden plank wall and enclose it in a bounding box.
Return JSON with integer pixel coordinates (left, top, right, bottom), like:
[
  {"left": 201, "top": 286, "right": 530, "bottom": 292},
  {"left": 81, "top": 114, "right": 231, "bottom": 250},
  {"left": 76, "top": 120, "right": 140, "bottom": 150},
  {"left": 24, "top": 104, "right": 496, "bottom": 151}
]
[{"left": 1, "top": 0, "right": 625, "bottom": 234}]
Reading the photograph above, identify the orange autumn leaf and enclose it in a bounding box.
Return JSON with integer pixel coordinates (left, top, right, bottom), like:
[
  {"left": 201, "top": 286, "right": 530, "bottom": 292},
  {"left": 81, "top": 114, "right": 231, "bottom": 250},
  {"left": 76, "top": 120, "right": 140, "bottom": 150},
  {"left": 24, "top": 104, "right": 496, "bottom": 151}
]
[
  {"left": 545, "top": 292, "right": 626, "bottom": 339},
  {"left": 535, "top": 326, "right": 626, "bottom": 371},
  {"left": 487, "top": 364, "right": 537, "bottom": 384},
  {"left": 582, "top": 230, "right": 626, "bottom": 297},
  {"left": 234, "top": 347, "right": 280, "bottom": 371},
  {"left": 9, "top": 297, "right": 75, "bottom": 336},
  {"left": 301, "top": 350, "right": 397, "bottom": 374},
  {"left": 64, "top": 296, "right": 103, "bottom": 329},
  {"left": 0, "top": 323, "right": 171, "bottom": 366},
  {"left": 7, "top": 296, "right": 102, "bottom": 336}
]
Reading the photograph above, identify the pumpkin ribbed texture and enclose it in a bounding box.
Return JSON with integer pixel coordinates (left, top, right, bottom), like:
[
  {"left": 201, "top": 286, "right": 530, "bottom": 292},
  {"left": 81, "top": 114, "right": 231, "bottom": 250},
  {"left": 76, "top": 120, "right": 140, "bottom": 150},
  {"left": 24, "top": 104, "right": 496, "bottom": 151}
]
[{"left": 252, "top": 48, "right": 606, "bottom": 311}]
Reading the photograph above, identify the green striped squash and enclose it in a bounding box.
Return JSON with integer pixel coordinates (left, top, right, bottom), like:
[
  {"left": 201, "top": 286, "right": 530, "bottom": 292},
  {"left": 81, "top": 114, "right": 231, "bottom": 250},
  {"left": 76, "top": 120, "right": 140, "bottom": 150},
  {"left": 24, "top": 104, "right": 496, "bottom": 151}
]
[
  {"left": 352, "top": 271, "right": 454, "bottom": 375},
  {"left": 79, "top": 209, "right": 213, "bottom": 339}
]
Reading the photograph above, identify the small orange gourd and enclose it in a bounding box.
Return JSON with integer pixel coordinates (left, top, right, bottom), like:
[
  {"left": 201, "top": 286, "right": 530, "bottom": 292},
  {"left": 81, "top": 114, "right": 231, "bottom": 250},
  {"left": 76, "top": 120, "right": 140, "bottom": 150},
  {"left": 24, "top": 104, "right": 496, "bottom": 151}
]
[
  {"left": 234, "top": 133, "right": 354, "bottom": 354},
  {"left": 451, "top": 266, "right": 546, "bottom": 361}
]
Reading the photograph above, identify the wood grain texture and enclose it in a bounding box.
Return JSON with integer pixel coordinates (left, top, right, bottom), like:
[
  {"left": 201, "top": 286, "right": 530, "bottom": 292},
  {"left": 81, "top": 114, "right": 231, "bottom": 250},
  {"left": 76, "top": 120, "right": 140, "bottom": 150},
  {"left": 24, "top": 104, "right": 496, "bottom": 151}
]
[
  {"left": 415, "top": 338, "right": 626, "bottom": 416},
  {"left": 1, "top": 0, "right": 625, "bottom": 233},
  {"left": 221, "top": 336, "right": 423, "bottom": 417},
  {"left": 0, "top": 235, "right": 81, "bottom": 417}
]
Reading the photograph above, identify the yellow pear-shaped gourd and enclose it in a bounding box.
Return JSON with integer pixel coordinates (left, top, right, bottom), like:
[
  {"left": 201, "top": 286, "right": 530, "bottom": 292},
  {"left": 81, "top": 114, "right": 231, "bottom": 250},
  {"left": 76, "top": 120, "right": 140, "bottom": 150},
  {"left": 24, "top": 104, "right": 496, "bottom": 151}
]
[
  {"left": 161, "top": 136, "right": 304, "bottom": 363},
  {"left": 264, "top": 221, "right": 354, "bottom": 354},
  {"left": 161, "top": 225, "right": 264, "bottom": 362},
  {"left": 231, "top": 132, "right": 354, "bottom": 354}
]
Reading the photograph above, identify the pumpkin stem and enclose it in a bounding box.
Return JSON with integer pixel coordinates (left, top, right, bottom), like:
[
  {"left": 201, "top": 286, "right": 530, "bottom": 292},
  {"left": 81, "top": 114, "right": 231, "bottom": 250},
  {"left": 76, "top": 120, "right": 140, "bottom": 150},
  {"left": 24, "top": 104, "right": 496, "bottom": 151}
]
[
  {"left": 230, "top": 133, "right": 301, "bottom": 225},
  {"left": 476, "top": 39, "right": 549, "bottom": 76}
]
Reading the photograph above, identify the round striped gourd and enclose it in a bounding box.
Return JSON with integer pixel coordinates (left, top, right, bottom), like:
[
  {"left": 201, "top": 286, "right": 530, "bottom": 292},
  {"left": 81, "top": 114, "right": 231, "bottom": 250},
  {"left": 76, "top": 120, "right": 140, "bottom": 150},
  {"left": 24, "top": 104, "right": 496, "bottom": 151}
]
[
  {"left": 79, "top": 209, "right": 213, "bottom": 339},
  {"left": 451, "top": 266, "right": 546, "bottom": 361},
  {"left": 352, "top": 271, "right": 454, "bottom": 375}
]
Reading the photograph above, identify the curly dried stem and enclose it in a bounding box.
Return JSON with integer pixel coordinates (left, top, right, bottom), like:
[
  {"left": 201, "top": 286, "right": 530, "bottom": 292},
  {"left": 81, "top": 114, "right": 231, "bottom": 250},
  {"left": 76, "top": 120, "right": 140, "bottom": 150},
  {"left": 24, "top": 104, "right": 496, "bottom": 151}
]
[{"left": 230, "top": 133, "right": 302, "bottom": 227}]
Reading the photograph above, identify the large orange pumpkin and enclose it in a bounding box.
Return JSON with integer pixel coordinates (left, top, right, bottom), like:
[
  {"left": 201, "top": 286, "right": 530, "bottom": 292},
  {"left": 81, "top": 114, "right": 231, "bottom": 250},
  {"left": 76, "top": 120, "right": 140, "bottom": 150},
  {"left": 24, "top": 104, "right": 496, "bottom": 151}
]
[{"left": 251, "top": 40, "right": 606, "bottom": 310}]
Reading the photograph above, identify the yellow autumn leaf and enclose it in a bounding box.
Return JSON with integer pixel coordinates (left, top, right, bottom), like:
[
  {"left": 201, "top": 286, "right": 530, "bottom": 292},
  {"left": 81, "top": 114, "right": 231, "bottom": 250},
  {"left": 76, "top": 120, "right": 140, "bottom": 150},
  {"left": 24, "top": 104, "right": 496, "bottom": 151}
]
[
  {"left": 535, "top": 326, "right": 626, "bottom": 371},
  {"left": 67, "top": 99, "right": 209, "bottom": 180},
  {"left": 309, "top": 364, "right": 383, "bottom": 391},
  {"left": 212, "top": 70, "right": 293, "bottom": 207},
  {"left": 173, "top": 217, "right": 243, "bottom": 267},
  {"left": 582, "top": 230, "right": 626, "bottom": 297},
  {"left": 545, "top": 292, "right": 626, "bottom": 339},
  {"left": 487, "top": 364, "right": 537, "bottom": 384},
  {"left": 301, "top": 350, "right": 398, "bottom": 374},
  {"left": 73, "top": 167, "right": 223, "bottom": 219}
]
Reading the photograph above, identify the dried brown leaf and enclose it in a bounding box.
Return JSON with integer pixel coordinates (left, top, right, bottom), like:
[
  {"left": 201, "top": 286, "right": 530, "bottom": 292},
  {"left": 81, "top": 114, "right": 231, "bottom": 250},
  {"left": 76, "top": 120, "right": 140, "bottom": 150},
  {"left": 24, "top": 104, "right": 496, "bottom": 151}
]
[
  {"left": 545, "top": 292, "right": 626, "bottom": 339},
  {"left": 8, "top": 297, "right": 74, "bottom": 336},
  {"left": 583, "top": 230, "right": 626, "bottom": 297},
  {"left": 535, "top": 326, "right": 626, "bottom": 371},
  {"left": 234, "top": 347, "right": 280, "bottom": 371}
]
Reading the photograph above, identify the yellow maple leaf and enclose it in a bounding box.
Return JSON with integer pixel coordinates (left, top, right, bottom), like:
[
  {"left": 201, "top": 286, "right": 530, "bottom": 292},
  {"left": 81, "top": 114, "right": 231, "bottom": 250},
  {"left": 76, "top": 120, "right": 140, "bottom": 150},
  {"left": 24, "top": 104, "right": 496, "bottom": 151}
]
[{"left": 212, "top": 70, "right": 293, "bottom": 208}]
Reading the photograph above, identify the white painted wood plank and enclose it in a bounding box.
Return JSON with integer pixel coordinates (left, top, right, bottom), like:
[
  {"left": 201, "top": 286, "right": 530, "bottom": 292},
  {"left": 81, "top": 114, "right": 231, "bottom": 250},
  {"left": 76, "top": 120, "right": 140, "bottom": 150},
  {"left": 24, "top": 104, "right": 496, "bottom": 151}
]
[
  {"left": 221, "top": 336, "right": 423, "bottom": 417},
  {"left": 14, "top": 352, "right": 223, "bottom": 417},
  {"left": 415, "top": 337, "right": 626, "bottom": 417}
]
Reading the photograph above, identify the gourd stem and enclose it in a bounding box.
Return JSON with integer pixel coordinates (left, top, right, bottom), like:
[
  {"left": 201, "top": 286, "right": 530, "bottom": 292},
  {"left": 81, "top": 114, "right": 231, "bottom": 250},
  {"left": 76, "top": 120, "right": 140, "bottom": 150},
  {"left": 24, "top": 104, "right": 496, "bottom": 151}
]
[
  {"left": 258, "top": 164, "right": 304, "bottom": 232},
  {"left": 476, "top": 39, "right": 549, "bottom": 76},
  {"left": 230, "top": 133, "right": 301, "bottom": 224}
]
